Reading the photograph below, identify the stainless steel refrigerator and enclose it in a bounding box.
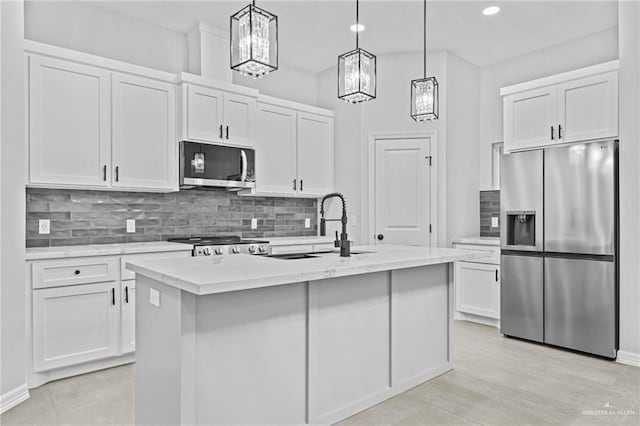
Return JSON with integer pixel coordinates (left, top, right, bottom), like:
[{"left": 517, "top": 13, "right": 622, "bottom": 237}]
[{"left": 500, "top": 140, "right": 618, "bottom": 358}]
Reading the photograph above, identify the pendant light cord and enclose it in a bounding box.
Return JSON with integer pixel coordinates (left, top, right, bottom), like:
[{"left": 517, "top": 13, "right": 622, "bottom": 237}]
[
  {"left": 356, "top": 0, "right": 360, "bottom": 49},
  {"left": 423, "top": 0, "right": 427, "bottom": 78}
]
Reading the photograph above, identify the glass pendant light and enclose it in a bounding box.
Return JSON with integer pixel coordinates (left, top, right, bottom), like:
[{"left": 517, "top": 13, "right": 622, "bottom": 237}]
[
  {"left": 338, "top": 0, "right": 376, "bottom": 103},
  {"left": 410, "top": 0, "right": 439, "bottom": 121},
  {"left": 230, "top": 0, "right": 278, "bottom": 78}
]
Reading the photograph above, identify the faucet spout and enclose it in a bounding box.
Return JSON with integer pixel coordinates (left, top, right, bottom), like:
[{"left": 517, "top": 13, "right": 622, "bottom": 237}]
[{"left": 320, "top": 193, "right": 350, "bottom": 257}]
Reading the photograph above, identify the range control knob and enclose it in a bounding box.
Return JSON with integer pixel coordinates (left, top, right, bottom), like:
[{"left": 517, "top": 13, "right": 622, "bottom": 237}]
[
  {"left": 258, "top": 245, "right": 267, "bottom": 253},
  {"left": 214, "top": 247, "right": 224, "bottom": 255},
  {"left": 248, "top": 246, "right": 257, "bottom": 254},
  {"left": 231, "top": 246, "right": 240, "bottom": 254},
  {"left": 202, "top": 247, "right": 212, "bottom": 256}
]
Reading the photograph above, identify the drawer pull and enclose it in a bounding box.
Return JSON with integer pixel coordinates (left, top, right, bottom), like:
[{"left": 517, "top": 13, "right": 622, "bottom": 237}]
[
  {"left": 74, "top": 270, "right": 80, "bottom": 275},
  {"left": 111, "top": 288, "right": 116, "bottom": 306}
]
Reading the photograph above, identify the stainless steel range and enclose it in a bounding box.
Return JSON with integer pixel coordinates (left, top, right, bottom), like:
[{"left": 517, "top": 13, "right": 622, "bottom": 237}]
[{"left": 168, "top": 235, "right": 270, "bottom": 257}]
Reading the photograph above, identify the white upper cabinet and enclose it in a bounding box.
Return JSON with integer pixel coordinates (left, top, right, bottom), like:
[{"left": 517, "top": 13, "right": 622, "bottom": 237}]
[
  {"left": 28, "top": 55, "right": 111, "bottom": 187},
  {"left": 502, "top": 61, "right": 619, "bottom": 153},
  {"left": 297, "top": 112, "right": 334, "bottom": 196},
  {"left": 254, "top": 102, "right": 298, "bottom": 195},
  {"left": 223, "top": 92, "right": 255, "bottom": 146},
  {"left": 184, "top": 84, "right": 224, "bottom": 142},
  {"left": 112, "top": 73, "right": 176, "bottom": 191}
]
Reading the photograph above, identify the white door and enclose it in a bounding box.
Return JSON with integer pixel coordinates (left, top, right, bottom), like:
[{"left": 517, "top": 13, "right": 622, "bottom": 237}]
[
  {"left": 254, "top": 102, "right": 297, "bottom": 194},
  {"left": 374, "top": 137, "right": 431, "bottom": 246},
  {"left": 297, "top": 113, "right": 334, "bottom": 196},
  {"left": 112, "top": 73, "right": 176, "bottom": 191},
  {"left": 28, "top": 55, "right": 111, "bottom": 187},
  {"left": 455, "top": 261, "right": 500, "bottom": 319},
  {"left": 223, "top": 92, "right": 255, "bottom": 146},
  {"left": 32, "top": 282, "right": 120, "bottom": 372},
  {"left": 185, "top": 84, "right": 224, "bottom": 142},
  {"left": 503, "top": 86, "right": 557, "bottom": 152},
  {"left": 556, "top": 71, "right": 618, "bottom": 143},
  {"left": 121, "top": 280, "right": 135, "bottom": 353}
]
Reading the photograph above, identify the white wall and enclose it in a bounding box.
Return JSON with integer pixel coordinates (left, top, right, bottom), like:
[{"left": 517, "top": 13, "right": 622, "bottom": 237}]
[
  {"left": 317, "top": 50, "right": 480, "bottom": 247},
  {"left": 478, "top": 27, "right": 618, "bottom": 189},
  {"left": 1, "top": 0, "right": 27, "bottom": 405},
  {"left": 233, "top": 65, "right": 319, "bottom": 106},
  {"left": 618, "top": 1, "right": 640, "bottom": 362},
  {"left": 25, "top": 1, "right": 187, "bottom": 74}
]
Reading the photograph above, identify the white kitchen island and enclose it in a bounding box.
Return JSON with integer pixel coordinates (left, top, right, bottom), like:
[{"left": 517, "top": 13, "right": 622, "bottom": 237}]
[{"left": 126, "top": 245, "right": 487, "bottom": 425}]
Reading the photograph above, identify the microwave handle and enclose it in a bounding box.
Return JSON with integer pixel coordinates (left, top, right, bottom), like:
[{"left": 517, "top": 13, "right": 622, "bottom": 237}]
[{"left": 240, "top": 150, "right": 248, "bottom": 182}]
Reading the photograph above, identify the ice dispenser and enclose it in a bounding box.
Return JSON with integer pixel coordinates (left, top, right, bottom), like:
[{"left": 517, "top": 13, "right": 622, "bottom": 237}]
[{"left": 506, "top": 211, "right": 536, "bottom": 247}]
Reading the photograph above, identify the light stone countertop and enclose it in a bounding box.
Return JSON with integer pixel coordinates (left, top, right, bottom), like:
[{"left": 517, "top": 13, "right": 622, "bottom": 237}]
[
  {"left": 25, "top": 241, "right": 193, "bottom": 261},
  {"left": 452, "top": 237, "right": 500, "bottom": 247},
  {"left": 266, "top": 236, "right": 334, "bottom": 246},
  {"left": 126, "top": 244, "right": 491, "bottom": 296}
]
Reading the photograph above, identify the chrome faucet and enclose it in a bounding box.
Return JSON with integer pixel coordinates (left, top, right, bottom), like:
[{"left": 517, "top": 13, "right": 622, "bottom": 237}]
[{"left": 320, "top": 192, "right": 351, "bottom": 257}]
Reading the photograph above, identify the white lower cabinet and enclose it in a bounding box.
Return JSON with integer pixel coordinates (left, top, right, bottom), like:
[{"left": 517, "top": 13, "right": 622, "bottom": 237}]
[
  {"left": 32, "top": 282, "right": 120, "bottom": 372},
  {"left": 121, "top": 280, "right": 136, "bottom": 353},
  {"left": 455, "top": 261, "right": 500, "bottom": 320}
]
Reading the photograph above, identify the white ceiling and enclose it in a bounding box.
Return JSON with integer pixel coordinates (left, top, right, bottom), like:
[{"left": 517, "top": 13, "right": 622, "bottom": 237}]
[{"left": 88, "top": 0, "right": 618, "bottom": 72}]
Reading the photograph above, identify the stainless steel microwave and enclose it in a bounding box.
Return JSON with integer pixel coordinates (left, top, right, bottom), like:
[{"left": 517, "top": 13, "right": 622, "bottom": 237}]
[{"left": 179, "top": 141, "right": 255, "bottom": 190}]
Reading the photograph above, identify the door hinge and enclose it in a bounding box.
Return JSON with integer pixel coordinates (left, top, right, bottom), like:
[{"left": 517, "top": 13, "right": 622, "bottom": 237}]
[{"left": 425, "top": 156, "right": 432, "bottom": 166}]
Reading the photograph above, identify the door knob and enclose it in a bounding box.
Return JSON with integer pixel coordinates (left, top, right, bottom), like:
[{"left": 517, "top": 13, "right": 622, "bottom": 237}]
[{"left": 377, "top": 234, "right": 384, "bottom": 241}]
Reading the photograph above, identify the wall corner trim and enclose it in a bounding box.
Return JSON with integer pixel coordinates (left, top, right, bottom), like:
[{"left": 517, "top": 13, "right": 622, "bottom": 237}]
[
  {"left": 616, "top": 350, "right": 640, "bottom": 368},
  {"left": 0, "top": 383, "right": 30, "bottom": 414}
]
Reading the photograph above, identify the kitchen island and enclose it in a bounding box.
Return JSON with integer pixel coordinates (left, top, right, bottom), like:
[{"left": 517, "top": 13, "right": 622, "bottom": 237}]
[{"left": 126, "top": 245, "right": 487, "bottom": 425}]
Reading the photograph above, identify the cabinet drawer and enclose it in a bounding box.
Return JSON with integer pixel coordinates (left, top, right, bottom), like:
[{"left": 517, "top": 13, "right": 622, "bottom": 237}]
[
  {"left": 32, "top": 257, "right": 118, "bottom": 289},
  {"left": 120, "top": 251, "right": 191, "bottom": 280},
  {"left": 453, "top": 244, "right": 500, "bottom": 264}
]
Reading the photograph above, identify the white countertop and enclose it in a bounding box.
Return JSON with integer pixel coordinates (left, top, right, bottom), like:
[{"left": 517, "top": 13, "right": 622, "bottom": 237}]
[
  {"left": 126, "top": 245, "right": 491, "bottom": 296},
  {"left": 267, "top": 236, "right": 334, "bottom": 246},
  {"left": 25, "top": 241, "right": 192, "bottom": 261},
  {"left": 452, "top": 237, "right": 500, "bottom": 247}
]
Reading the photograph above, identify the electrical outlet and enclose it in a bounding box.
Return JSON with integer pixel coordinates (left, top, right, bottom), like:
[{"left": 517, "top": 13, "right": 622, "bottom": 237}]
[
  {"left": 149, "top": 288, "right": 160, "bottom": 308},
  {"left": 305, "top": 218, "right": 311, "bottom": 228},
  {"left": 126, "top": 219, "right": 136, "bottom": 233},
  {"left": 251, "top": 218, "right": 258, "bottom": 229},
  {"left": 491, "top": 216, "right": 499, "bottom": 228},
  {"left": 38, "top": 219, "right": 50, "bottom": 235}
]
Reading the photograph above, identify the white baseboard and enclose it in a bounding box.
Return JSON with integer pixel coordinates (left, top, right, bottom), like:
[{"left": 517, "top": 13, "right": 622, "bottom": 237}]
[
  {"left": 616, "top": 350, "right": 640, "bottom": 367},
  {"left": 0, "top": 383, "right": 30, "bottom": 414}
]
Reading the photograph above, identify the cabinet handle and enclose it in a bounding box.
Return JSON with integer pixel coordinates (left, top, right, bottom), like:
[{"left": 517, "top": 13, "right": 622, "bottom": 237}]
[
  {"left": 74, "top": 269, "right": 80, "bottom": 276},
  {"left": 558, "top": 124, "right": 563, "bottom": 139},
  {"left": 115, "top": 166, "right": 119, "bottom": 182},
  {"left": 496, "top": 269, "right": 499, "bottom": 282},
  {"left": 293, "top": 179, "right": 297, "bottom": 191},
  {"left": 550, "top": 126, "right": 554, "bottom": 140},
  {"left": 226, "top": 126, "right": 229, "bottom": 140},
  {"left": 124, "top": 286, "right": 129, "bottom": 304},
  {"left": 111, "top": 288, "right": 116, "bottom": 306},
  {"left": 102, "top": 165, "right": 107, "bottom": 182},
  {"left": 219, "top": 125, "right": 223, "bottom": 139},
  {"left": 300, "top": 179, "right": 303, "bottom": 192}
]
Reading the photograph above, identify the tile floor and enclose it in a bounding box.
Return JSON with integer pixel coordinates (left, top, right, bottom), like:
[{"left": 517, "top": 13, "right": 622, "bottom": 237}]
[{"left": 2, "top": 321, "right": 639, "bottom": 425}]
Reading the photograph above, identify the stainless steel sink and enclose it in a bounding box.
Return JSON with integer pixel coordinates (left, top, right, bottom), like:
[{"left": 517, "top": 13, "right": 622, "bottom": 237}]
[{"left": 267, "top": 253, "right": 320, "bottom": 260}]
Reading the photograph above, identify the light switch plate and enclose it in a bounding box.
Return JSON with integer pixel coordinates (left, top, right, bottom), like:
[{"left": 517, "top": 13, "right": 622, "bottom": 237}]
[
  {"left": 491, "top": 216, "right": 499, "bottom": 228},
  {"left": 126, "top": 219, "right": 136, "bottom": 233},
  {"left": 149, "top": 288, "right": 160, "bottom": 307},
  {"left": 38, "top": 219, "right": 50, "bottom": 235},
  {"left": 305, "top": 218, "right": 311, "bottom": 228},
  {"left": 251, "top": 218, "right": 258, "bottom": 229}
]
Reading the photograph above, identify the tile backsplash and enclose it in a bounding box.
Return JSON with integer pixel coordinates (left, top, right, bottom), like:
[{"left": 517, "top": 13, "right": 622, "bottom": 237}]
[
  {"left": 26, "top": 188, "right": 318, "bottom": 247},
  {"left": 480, "top": 190, "right": 500, "bottom": 237}
]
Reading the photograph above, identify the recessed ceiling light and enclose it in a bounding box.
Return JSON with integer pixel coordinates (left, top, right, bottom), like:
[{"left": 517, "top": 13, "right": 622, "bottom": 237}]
[
  {"left": 350, "top": 23, "right": 365, "bottom": 32},
  {"left": 482, "top": 6, "right": 500, "bottom": 16}
]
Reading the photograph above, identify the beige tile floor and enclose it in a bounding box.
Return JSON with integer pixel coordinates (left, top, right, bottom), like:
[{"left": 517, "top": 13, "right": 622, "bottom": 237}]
[{"left": 2, "top": 321, "right": 639, "bottom": 425}]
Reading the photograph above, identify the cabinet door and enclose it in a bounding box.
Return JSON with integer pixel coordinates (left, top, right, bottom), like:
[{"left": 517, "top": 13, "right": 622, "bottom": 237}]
[
  {"left": 223, "top": 92, "right": 255, "bottom": 146},
  {"left": 28, "top": 55, "right": 111, "bottom": 187},
  {"left": 121, "top": 280, "right": 136, "bottom": 354},
  {"left": 185, "top": 84, "right": 224, "bottom": 142},
  {"left": 455, "top": 261, "right": 500, "bottom": 319},
  {"left": 254, "top": 103, "right": 297, "bottom": 194},
  {"left": 33, "top": 282, "right": 119, "bottom": 372},
  {"left": 557, "top": 71, "right": 618, "bottom": 143},
  {"left": 296, "top": 113, "right": 334, "bottom": 195},
  {"left": 503, "top": 86, "right": 556, "bottom": 152},
  {"left": 112, "top": 73, "right": 177, "bottom": 191}
]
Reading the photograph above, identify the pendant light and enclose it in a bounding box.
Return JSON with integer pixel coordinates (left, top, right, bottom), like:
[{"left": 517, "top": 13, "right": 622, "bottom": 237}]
[
  {"left": 410, "top": 0, "right": 439, "bottom": 121},
  {"left": 338, "top": 0, "right": 376, "bottom": 103},
  {"left": 230, "top": 0, "right": 278, "bottom": 78}
]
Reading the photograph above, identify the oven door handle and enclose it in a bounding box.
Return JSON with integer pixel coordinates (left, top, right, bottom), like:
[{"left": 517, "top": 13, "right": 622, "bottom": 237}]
[{"left": 240, "top": 150, "right": 248, "bottom": 183}]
